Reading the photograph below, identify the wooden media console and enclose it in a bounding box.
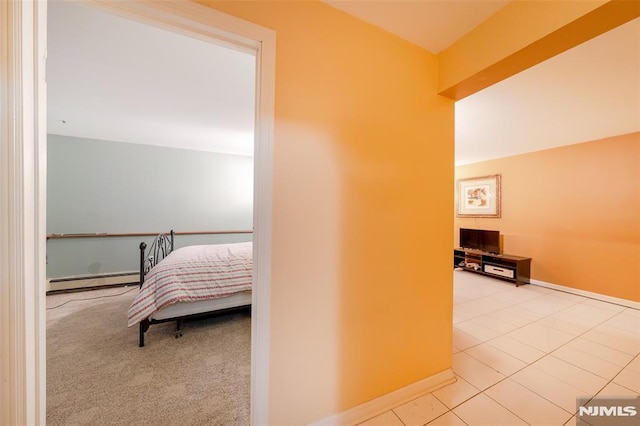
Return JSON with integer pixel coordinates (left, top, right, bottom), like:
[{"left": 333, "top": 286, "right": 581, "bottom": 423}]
[{"left": 454, "top": 248, "right": 531, "bottom": 287}]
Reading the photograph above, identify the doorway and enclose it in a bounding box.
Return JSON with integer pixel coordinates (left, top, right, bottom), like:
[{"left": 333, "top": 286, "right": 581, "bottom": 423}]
[
  {"left": 46, "top": 2, "right": 255, "bottom": 422},
  {"left": 0, "top": 1, "right": 274, "bottom": 424}
]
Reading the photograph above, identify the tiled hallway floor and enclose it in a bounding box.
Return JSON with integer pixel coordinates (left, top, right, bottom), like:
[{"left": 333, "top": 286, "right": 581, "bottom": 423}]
[{"left": 359, "top": 271, "right": 640, "bottom": 426}]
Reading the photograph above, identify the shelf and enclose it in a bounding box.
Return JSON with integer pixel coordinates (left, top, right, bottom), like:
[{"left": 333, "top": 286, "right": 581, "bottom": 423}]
[{"left": 454, "top": 248, "right": 531, "bottom": 287}]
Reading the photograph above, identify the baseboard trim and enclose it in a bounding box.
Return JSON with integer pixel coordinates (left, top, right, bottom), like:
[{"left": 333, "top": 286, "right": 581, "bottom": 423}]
[
  {"left": 530, "top": 279, "right": 640, "bottom": 310},
  {"left": 308, "top": 369, "right": 456, "bottom": 426},
  {"left": 46, "top": 273, "right": 138, "bottom": 293}
]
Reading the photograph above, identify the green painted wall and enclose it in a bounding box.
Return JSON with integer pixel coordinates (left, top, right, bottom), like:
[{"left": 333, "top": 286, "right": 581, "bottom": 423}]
[{"left": 47, "top": 134, "right": 253, "bottom": 278}]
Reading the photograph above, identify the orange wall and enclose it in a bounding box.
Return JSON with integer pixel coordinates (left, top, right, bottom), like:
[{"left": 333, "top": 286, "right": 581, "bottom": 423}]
[
  {"left": 200, "top": 1, "right": 454, "bottom": 424},
  {"left": 455, "top": 132, "right": 640, "bottom": 302}
]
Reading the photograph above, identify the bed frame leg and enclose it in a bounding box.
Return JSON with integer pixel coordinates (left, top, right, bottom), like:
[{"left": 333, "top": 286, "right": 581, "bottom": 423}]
[
  {"left": 139, "top": 323, "right": 145, "bottom": 347},
  {"left": 175, "top": 319, "right": 183, "bottom": 338},
  {"left": 139, "top": 319, "right": 150, "bottom": 347}
]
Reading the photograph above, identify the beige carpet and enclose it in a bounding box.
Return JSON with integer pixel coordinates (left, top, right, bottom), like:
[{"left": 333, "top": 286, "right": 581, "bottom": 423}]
[{"left": 46, "top": 287, "right": 250, "bottom": 426}]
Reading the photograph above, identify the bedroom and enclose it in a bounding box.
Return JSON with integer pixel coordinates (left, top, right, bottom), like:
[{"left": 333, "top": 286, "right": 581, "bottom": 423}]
[
  {"left": 45, "top": 2, "right": 258, "bottom": 422},
  {"left": 2, "top": 1, "right": 639, "bottom": 425},
  {"left": 46, "top": 1, "right": 256, "bottom": 291}
]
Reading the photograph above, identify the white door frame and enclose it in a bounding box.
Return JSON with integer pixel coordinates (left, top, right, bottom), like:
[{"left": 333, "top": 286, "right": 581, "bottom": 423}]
[
  {"left": 0, "top": 1, "right": 275, "bottom": 424},
  {"left": 0, "top": 0, "right": 47, "bottom": 424}
]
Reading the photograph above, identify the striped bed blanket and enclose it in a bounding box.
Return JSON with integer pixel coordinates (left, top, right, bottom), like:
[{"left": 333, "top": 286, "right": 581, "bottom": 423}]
[{"left": 127, "top": 242, "right": 252, "bottom": 327}]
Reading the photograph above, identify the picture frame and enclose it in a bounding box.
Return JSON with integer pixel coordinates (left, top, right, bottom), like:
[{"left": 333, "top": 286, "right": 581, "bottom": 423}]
[{"left": 456, "top": 174, "right": 501, "bottom": 218}]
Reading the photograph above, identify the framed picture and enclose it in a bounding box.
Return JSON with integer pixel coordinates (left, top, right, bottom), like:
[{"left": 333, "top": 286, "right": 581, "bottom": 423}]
[{"left": 456, "top": 174, "right": 501, "bottom": 218}]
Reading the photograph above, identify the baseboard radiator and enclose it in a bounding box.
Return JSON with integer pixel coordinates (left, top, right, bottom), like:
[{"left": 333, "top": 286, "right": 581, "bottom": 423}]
[{"left": 47, "top": 271, "right": 139, "bottom": 293}]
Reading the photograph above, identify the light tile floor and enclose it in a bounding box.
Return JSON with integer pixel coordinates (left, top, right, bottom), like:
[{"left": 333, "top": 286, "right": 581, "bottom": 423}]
[{"left": 359, "top": 270, "right": 640, "bottom": 426}]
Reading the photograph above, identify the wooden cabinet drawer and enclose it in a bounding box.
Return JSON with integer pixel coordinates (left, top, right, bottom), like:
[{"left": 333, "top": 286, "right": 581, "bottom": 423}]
[{"left": 484, "top": 264, "right": 514, "bottom": 279}]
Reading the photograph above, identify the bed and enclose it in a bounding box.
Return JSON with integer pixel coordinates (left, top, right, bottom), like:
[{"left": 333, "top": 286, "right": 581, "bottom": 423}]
[{"left": 127, "top": 231, "right": 252, "bottom": 347}]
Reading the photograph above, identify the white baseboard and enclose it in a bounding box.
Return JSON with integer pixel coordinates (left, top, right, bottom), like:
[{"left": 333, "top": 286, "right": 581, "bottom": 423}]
[
  {"left": 309, "top": 369, "right": 456, "bottom": 426},
  {"left": 46, "top": 272, "right": 138, "bottom": 292},
  {"left": 530, "top": 279, "right": 640, "bottom": 310}
]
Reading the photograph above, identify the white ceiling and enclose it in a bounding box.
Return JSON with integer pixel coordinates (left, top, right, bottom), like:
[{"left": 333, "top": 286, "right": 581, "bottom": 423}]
[
  {"left": 455, "top": 17, "right": 640, "bottom": 165},
  {"left": 47, "top": 1, "right": 256, "bottom": 156},
  {"left": 47, "top": 1, "right": 639, "bottom": 164}
]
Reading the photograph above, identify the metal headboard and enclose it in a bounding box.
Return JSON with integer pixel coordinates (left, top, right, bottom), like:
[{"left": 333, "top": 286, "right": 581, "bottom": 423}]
[{"left": 139, "top": 230, "right": 174, "bottom": 288}]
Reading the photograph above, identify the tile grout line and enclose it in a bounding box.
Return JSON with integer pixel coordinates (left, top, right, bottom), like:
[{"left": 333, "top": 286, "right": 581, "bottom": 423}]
[{"left": 450, "top": 283, "right": 638, "bottom": 425}]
